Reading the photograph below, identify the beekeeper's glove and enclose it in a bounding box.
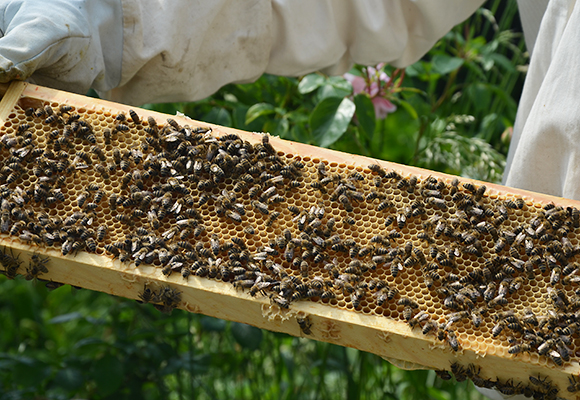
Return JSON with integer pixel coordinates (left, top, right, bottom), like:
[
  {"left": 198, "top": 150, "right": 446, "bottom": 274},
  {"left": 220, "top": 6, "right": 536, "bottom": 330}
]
[{"left": 0, "top": 0, "right": 122, "bottom": 94}]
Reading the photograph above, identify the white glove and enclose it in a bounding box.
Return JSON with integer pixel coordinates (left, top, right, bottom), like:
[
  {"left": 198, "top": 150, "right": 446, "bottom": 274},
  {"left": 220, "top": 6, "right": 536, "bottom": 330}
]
[{"left": 0, "top": 0, "right": 123, "bottom": 94}]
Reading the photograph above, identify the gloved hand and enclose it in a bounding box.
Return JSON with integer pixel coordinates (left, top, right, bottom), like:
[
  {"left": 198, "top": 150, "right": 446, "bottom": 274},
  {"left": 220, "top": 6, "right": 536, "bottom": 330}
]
[{"left": 0, "top": 0, "right": 122, "bottom": 94}]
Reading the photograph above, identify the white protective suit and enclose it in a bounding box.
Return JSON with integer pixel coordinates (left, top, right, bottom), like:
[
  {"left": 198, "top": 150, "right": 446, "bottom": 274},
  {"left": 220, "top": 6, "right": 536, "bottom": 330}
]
[{"left": 0, "top": 1, "right": 571, "bottom": 399}]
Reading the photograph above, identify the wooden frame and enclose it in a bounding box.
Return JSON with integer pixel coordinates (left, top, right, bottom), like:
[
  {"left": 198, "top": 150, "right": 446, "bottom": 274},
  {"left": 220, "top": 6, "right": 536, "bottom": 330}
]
[{"left": 1, "top": 81, "right": 579, "bottom": 399}]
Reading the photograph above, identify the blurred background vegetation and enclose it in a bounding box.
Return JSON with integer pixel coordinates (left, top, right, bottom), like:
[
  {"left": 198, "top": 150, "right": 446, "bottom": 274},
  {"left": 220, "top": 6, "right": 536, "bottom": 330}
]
[{"left": 0, "top": 1, "right": 527, "bottom": 399}]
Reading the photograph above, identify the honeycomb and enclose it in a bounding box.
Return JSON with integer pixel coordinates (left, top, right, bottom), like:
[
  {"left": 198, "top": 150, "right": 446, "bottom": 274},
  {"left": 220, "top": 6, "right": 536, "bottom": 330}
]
[{"left": 1, "top": 87, "right": 580, "bottom": 399}]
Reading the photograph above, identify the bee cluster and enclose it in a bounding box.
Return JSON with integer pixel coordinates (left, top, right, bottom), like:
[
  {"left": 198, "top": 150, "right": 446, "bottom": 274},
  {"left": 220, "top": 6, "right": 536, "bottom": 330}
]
[
  {"left": 2, "top": 100, "right": 580, "bottom": 394},
  {"left": 437, "top": 362, "right": 573, "bottom": 399},
  {"left": 137, "top": 284, "right": 182, "bottom": 314}
]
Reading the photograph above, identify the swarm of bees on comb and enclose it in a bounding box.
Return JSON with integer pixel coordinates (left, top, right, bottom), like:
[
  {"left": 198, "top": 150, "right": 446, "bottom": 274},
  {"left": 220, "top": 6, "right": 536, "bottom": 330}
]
[{"left": 2, "top": 100, "right": 580, "bottom": 398}]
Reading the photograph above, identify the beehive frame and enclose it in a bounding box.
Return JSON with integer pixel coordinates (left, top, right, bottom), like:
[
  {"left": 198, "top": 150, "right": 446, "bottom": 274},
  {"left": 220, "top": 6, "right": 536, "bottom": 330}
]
[{"left": 0, "top": 81, "right": 579, "bottom": 399}]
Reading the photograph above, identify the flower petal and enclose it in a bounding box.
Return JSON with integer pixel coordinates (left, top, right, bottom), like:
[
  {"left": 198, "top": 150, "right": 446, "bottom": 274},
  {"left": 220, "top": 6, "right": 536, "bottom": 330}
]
[
  {"left": 378, "top": 71, "right": 390, "bottom": 84},
  {"left": 369, "top": 81, "right": 380, "bottom": 97},
  {"left": 372, "top": 97, "right": 397, "bottom": 119},
  {"left": 343, "top": 73, "right": 366, "bottom": 95}
]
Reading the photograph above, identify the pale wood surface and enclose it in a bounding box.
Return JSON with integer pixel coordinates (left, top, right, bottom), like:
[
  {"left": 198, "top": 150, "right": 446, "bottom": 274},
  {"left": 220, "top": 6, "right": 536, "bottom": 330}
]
[{"left": 0, "top": 81, "right": 26, "bottom": 127}]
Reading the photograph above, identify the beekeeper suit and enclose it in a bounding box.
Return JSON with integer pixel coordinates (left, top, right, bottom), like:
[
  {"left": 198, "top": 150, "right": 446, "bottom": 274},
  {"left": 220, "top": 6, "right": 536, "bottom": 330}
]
[
  {"left": 0, "top": 0, "right": 568, "bottom": 398},
  {"left": 0, "top": 0, "right": 566, "bottom": 197}
]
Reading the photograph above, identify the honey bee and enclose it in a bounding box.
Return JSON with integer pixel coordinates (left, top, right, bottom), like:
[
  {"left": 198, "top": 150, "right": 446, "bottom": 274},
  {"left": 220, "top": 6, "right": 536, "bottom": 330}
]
[
  {"left": 508, "top": 277, "right": 524, "bottom": 294},
  {"left": 300, "top": 260, "right": 309, "bottom": 278},
  {"left": 396, "top": 213, "right": 406, "bottom": 229},
  {"left": 210, "top": 234, "right": 221, "bottom": 256},
  {"left": 385, "top": 170, "right": 402, "bottom": 180},
  {"left": 350, "top": 287, "right": 366, "bottom": 308},
  {"left": 397, "top": 297, "right": 418, "bottom": 309},
  {"left": 225, "top": 210, "right": 242, "bottom": 223},
  {"left": 317, "top": 161, "right": 327, "bottom": 178},
  {"left": 408, "top": 310, "right": 430, "bottom": 328},
  {"left": 343, "top": 216, "right": 356, "bottom": 225},
  {"left": 44, "top": 114, "right": 59, "bottom": 124},
  {"left": 251, "top": 200, "right": 269, "bottom": 215},
  {"left": 426, "top": 197, "right": 447, "bottom": 210},
  {"left": 368, "top": 164, "right": 386, "bottom": 177},
  {"left": 435, "top": 370, "right": 452, "bottom": 381},
  {"left": 266, "top": 211, "right": 281, "bottom": 227},
  {"left": 568, "top": 375, "right": 580, "bottom": 393},
  {"left": 462, "top": 182, "right": 476, "bottom": 193},
  {"left": 348, "top": 171, "right": 364, "bottom": 181},
  {"left": 376, "top": 200, "right": 393, "bottom": 211},
  {"left": 446, "top": 330, "right": 460, "bottom": 352},
  {"left": 471, "top": 308, "right": 486, "bottom": 327},
  {"left": 338, "top": 194, "right": 353, "bottom": 212},
  {"left": 491, "top": 322, "right": 505, "bottom": 337},
  {"left": 508, "top": 343, "right": 531, "bottom": 355},
  {"left": 138, "top": 286, "right": 155, "bottom": 304},
  {"left": 96, "top": 224, "right": 107, "bottom": 241},
  {"left": 549, "top": 350, "right": 563, "bottom": 366},
  {"left": 550, "top": 267, "right": 562, "bottom": 285},
  {"left": 124, "top": 109, "right": 141, "bottom": 124},
  {"left": 24, "top": 253, "right": 49, "bottom": 281},
  {"left": 422, "top": 321, "right": 437, "bottom": 335},
  {"left": 244, "top": 224, "right": 255, "bottom": 235},
  {"left": 423, "top": 271, "right": 440, "bottom": 289},
  {"left": 271, "top": 295, "right": 290, "bottom": 309},
  {"left": 402, "top": 306, "right": 414, "bottom": 321},
  {"left": 374, "top": 287, "right": 391, "bottom": 306},
  {"left": 389, "top": 257, "right": 403, "bottom": 277},
  {"left": 84, "top": 237, "right": 97, "bottom": 253}
]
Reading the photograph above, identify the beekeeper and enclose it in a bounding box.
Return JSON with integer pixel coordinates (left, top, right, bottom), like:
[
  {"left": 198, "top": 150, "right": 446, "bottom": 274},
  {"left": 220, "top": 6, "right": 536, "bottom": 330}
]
[
  {"left": 0, "top": 0, "right": 562, "bottom": 397},
  {"left": 0, "top": 0, "right": 558, "bottom": 194}
]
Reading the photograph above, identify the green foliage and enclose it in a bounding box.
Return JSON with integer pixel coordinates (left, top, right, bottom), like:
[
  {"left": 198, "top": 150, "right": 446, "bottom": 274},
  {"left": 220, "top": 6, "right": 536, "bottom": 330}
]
[
  {"left": 0, "top": 276, "right": 485, "bottom": 399},
  {"left": 2, "top": 1, "right": 525, "bottom": 398}
]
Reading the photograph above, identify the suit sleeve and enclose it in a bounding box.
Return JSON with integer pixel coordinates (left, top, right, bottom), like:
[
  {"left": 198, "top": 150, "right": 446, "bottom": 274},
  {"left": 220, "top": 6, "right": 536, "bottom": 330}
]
[{"left": 102, "top": 0, "right": 484, "bottom": 105}]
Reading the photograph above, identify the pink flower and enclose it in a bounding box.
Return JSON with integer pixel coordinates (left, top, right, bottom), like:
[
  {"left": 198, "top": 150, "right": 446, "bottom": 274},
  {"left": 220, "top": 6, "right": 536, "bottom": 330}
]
[
  {"left": 372, "top": 97, "right": 397, "bottom": 120},
  {"left": 345, "top": 74, "right": 367, "bottom": 95},
  {"left": 344, "top": 64, "right": 397, "bottom": 120}
]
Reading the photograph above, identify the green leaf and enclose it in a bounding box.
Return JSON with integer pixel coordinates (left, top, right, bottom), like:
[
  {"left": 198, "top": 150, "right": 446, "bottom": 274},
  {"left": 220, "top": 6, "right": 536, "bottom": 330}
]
[
  {"left": 353, "top": 94, "right": 376, "bottom": 139},
  {"left": 73, "top": 337, "right": 106, "bottom": 349},
  {"left": 263, "top": 118, "right": 290, "bottom": 138},
  {"left": 203, "top": 107, "right": 232, "bottom": 127},
  {"left": 327, "top": 76, "right": 353, "bottom": 92},
  {"left": 432, "top": 55, "right": 464, "bottom": 75},
  {"left": 245, "top": 103, "right": 276, "bottom": 125},
  {"left": 54, "top": 367, "right": 84, "bottom": 391},
  {"left": 426, "top": 387, "right": 448, "bottom": 400},
  {"left": 191, "top": 354, "right": 213, "bottom": 375},
  {"left": 397, "top": 100, "right": 418, "bottom": 120},
  {"left": 13, "top": 358, "right": 50, "bottom": 388},
  {"left": 231, "top": 322, "right": 263, "bottom": 350},
  {"left": 290, "top": 124, "right": 309, "bottom": 143},
  {"left": 487, "top": 53, "right": 516, "bottom": 73},
  {"left": 49, "top": 312, "right": 84, "bottom": 324},
  {"left": 315, "top": 85, "right": 342, "bottom": 102},
  {"left": 404, "top": 62, "right": 425, "bottom": 77},
  {"left": 200, "top": 316, "right": 227, "bottom": 332},
  {"left": 310, "top": 97, "right": 356, "bottom": 147},
  {"left": 298, "top": 73, "right": 325, "bottom": 94},
  {"left": 93, "top": 354, "right": 124, "bottom": 397},
  {"left": 465, "top": 83, "right": 492, "bottom": 112}
]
